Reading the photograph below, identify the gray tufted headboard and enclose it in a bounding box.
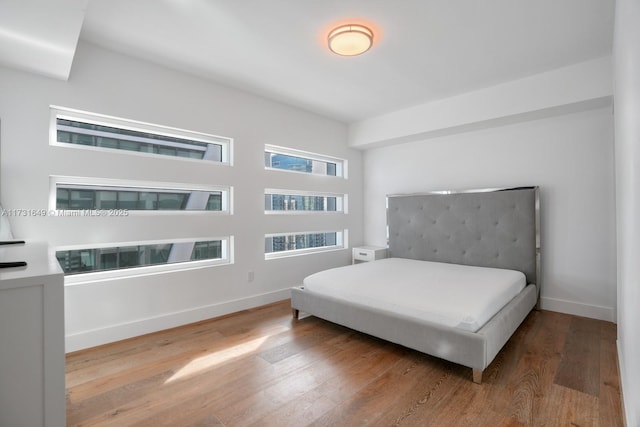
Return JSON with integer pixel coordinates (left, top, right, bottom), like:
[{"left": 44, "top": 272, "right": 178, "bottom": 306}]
[{"left": 387, "top": 187, "right": 540, "bottom": 287}]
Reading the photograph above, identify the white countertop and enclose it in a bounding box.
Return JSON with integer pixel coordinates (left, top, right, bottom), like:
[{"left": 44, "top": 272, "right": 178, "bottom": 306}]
[{"left": 0, "top": 241, "right": 63, "bottom": 288}]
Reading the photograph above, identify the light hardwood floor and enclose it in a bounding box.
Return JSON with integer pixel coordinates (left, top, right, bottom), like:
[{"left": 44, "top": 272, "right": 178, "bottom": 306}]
[{"left": 66, "top": 300, "right": 624, "bottom": 426}]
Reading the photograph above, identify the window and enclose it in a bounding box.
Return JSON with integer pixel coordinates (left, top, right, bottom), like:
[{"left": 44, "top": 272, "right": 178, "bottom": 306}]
[
  {"left": 264, "top": 230, "right": 346, "bottom": 259},
  {"left": 264, "top": 190, "right": 345, "bottom": 213},
  {"left": 56, "top": 185, "right": 222, "bottom": 211},
  {"left": 50, "top": 177, "right": 231, "bottom": 213},
  {"left": 51, "top": 107, "right": 232, "bottom": 164},
  {"left": 57, "top": 238, "right": 230, "bottom": 280},
  {"left": 264, "top": 147, "right": 348, "bottom": 258},
  {"left": 264, "top": 145, "right": 346, "bottom": 178}
]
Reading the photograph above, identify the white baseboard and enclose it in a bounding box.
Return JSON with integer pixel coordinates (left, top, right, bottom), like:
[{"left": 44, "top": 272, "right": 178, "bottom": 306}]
[
  {"left": 539, "top": 296, "right": 615, "bottom": 322},
  {"left": 65, "top": 288, "right": 291, "bottom": 353},
  {"left": 616, "top": 340, "right": 632, "bottom": 427},
  {"left": 66, "top": 292, "right": 617, "bottom": 352}
]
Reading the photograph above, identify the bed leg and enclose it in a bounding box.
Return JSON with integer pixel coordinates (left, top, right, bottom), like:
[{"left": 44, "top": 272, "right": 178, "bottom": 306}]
[
  {"left": 472, "top": 369, "right": 483, "bottom": 384},
  {"left": 292, "top": 308, "right": 300, "bottom": 320}
]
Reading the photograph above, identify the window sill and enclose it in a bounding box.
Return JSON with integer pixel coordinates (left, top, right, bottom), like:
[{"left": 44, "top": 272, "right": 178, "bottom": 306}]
[{"left": 63, "top": 258, "right": 232, "bottom": 286}]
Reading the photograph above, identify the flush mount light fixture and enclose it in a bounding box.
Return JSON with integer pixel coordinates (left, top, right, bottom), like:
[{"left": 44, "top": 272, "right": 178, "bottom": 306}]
[{"left": 328, "top": 24, "right": 374, "bottom": 56}]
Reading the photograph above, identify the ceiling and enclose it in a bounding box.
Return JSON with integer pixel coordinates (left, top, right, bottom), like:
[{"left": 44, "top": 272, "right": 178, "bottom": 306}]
[
  {"left": 0, "top": 0, "right": 87, "bottom": 80},
  {"left": 1, "top": 0, "right": 615, "bottom": 123}
]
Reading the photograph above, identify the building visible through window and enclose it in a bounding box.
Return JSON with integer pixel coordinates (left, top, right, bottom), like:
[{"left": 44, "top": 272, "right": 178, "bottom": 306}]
[
  {"left": 56, "top": 185, "right": 223, "bottom": 211},
  {"left": 265, "top": 151, "right": 337, "bottom": 176},
  {"left": 265, "top": 232, "right": 339, "bottom": 254},
  {"left": 57, "top": 118, "right": 224, "bottom": 161},
  {"left": 264, "top": 145, "right": 345, "bottom": 177},
  {"left": 56, "top": 240, "right": 223, "bottom": 275},
  {"left": 265, "top": 193, "right": 337, "bottom": 212},
  {"left": 191, "top": 241, "right": 222, "bottom": 260},
  {"left": 52, "top": 107, "right": 232, "bottom": 164}
]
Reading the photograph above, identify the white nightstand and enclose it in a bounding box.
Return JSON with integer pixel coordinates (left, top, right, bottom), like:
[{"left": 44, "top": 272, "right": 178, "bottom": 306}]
[{"left": 352, "top": 245, "right": 387, "bottom": 264}]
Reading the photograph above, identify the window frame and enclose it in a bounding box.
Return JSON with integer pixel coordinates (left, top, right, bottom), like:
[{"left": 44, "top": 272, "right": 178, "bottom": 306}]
[
  {"left": 49, "top": 176, "right": 232, "bottom": 215},
  {"left": 50, "top": 106, "right": 233, "bottom": 166},
  {"left": 264, "top": 229, "right": 347, "bottom": 260},
  {"left": 59, "top": 236, "right": 234, "bottom": 285},
  {"left": 264, "top": 144, "right": 347, "bottom": 178}
]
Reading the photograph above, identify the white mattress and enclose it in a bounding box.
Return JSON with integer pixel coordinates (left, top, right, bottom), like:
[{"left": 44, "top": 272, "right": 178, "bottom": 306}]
[{"left": 302, "top": 258, "right": 526, "bottom": 332}]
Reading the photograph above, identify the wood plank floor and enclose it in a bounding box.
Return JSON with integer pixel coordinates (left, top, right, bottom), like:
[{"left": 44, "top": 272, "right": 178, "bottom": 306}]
[{"left": 66, "top": 300, "right": 624, "bottom": 426}]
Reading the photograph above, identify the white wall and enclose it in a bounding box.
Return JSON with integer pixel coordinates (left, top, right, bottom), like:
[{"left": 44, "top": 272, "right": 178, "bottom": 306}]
[
  {"left": 0, "top": 41, "right": 363, "bottom": 351},
  {"left": 613, "top": 0, "right": 640, "bottom": 424},
  {"left": 362, "top": 106, "right": 616, "bottom": 321}
]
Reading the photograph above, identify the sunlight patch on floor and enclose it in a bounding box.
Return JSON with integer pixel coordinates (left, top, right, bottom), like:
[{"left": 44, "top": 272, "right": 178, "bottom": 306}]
[{"left": 165, "top": 335, "right": 270, "bottom": 384}]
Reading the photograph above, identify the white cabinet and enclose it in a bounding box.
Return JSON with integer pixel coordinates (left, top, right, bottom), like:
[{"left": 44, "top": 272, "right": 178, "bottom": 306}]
[
  {"left": 352, "top": 245, "right": 387, "bottom": 264},
  {"left": 0, "top": 242, "right": 65, "bottom": 427}
]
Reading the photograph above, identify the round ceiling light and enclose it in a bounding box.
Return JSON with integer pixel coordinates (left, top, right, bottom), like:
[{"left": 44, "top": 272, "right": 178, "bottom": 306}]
[{"left": 328, "top": 24, "right": 374, "bottom": 56}]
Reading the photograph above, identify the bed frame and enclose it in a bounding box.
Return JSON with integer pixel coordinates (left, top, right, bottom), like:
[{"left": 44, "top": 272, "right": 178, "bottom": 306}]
[{"left": 291, "top": 187, "right": 540, "bottom": 383}]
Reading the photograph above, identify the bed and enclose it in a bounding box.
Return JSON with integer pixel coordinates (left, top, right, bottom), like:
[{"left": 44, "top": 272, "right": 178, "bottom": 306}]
[{"left": 290, "top": 187, "right": 540, "bottom": 383}]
